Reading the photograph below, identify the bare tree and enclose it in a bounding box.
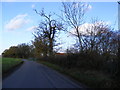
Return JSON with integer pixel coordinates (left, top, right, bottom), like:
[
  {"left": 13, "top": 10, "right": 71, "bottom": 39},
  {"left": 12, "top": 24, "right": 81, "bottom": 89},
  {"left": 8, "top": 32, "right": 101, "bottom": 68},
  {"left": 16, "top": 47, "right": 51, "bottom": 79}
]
[
  {"left": 84, "top": 19, "right": 114, "bottom": 54},
  {"left": 34, "top": 9, "right": 64, "bottom": 56},
  {"left": 61, "top": 2, "right": 89, "bottom": 51}
]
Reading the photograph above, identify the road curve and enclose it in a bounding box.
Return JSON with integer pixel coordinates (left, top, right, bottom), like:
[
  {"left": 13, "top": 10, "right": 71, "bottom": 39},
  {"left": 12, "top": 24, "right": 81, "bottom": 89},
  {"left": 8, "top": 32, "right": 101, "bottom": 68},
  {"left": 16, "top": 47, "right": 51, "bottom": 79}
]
[{"left": 3, "top": 59, "right": 83, "bottom": 88}]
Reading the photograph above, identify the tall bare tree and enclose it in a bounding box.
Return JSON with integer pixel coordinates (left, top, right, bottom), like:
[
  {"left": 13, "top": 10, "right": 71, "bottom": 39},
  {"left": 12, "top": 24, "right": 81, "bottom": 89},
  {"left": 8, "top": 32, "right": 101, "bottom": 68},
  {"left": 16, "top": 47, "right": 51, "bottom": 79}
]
[
  {"left": 61, "top": 2, "right": 89, "bottom": 51},
  {"left": 34, "top": 9, "right": 64, "bottom": 56}
]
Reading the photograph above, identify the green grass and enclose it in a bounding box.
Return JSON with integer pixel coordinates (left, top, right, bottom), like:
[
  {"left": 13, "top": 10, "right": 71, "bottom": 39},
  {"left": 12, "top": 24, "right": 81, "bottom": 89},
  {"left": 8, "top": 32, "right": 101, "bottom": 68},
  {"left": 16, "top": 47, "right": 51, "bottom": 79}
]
[
  {"left": 2, "top": 57, "right": 23, "bottom": 73},
  {"left": 39, "top": 61, "right": 65, "bottom": 73},
  {"left": 38, "top": 60, "right": 115, "bottom": 88},
  {"left": 68, "top": 70, "right": 114, "bottom": 88}
]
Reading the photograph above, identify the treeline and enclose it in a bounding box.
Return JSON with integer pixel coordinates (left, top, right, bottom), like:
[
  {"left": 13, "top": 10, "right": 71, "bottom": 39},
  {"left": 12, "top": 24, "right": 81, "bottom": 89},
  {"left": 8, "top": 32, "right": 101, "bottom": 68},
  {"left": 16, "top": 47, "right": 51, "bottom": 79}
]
[{"left": 2, "top": 43, "right": 34, "bottom": 58}]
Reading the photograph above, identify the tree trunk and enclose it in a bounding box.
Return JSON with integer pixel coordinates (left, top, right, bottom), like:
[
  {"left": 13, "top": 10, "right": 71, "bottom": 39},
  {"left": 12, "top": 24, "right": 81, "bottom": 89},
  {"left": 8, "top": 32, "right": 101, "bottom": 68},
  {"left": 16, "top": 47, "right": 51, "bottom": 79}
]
[{"left": 49, "top": 39, "right": 53, "bottom": 56}]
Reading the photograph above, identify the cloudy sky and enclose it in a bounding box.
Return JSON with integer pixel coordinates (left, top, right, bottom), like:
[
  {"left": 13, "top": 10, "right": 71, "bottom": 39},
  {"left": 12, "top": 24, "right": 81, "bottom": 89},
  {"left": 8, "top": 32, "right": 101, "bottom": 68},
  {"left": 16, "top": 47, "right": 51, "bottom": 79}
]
[{"left": 0, "top": 1, "right": 118, "bottom": 54}]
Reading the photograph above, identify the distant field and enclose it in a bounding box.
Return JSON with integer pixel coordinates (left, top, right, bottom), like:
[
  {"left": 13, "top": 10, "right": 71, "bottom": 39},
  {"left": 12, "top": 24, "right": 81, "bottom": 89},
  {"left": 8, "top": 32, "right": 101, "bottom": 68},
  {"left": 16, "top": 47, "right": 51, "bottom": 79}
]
[{"left": 2, "top": 58, "right": 23, "bottom": 73}]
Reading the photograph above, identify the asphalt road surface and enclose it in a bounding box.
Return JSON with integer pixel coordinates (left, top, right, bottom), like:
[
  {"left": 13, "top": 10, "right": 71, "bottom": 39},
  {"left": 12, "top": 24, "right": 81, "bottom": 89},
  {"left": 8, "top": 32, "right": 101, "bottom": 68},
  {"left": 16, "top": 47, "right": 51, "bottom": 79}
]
[{"left": 2, "top": 59, "right": 83, "bottom": 88}]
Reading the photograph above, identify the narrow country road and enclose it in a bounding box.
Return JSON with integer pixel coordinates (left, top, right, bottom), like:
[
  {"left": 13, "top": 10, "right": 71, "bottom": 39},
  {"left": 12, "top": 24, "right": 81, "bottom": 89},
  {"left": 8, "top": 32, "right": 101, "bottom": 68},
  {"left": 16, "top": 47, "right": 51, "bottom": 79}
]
[{"left": 2, "top": 59, "right": 83, "bottom": 88}]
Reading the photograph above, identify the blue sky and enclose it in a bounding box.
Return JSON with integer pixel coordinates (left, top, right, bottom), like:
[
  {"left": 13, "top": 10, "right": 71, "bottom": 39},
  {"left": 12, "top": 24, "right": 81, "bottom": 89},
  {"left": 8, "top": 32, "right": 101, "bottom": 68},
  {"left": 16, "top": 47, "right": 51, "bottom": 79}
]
[{"left": 0, "top": 2, "right": 118, "bottom": 54}]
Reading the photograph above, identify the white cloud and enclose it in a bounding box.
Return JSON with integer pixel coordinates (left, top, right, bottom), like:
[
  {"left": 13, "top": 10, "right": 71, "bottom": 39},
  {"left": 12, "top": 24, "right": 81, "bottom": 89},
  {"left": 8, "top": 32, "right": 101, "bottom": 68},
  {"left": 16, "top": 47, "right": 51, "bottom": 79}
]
[
  {"left": 4, "top": 14, "right": 30, "bottom": 31},
  {"left": 105, "top": 21, "right": 111, "bottom": 25},
  {"left": 87, "top": 4, "right": 92, "bottom": 10},
  {"left": 82, "top": 3, "right": 92, "bottom": 12},
  {"left": 31, "top": 4, "right": 35, "bottom": 8},
  {"left": 70, "top": 23, "right": 93, "bottom": 36},
  {"left": 72, "top": 3, "right": 92, "bottom": 12},
  {"left": 70, "top": 21, "right": 110, "bottom": 36},
  {"left": 26, "top": 26, "right": 37, "bottom": 31}
]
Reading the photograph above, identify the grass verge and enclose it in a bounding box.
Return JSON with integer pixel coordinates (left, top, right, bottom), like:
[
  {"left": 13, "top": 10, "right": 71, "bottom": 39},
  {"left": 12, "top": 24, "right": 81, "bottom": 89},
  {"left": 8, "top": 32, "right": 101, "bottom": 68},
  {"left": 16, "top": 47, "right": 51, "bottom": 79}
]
[
  {"left": 2, "top": 58, "right": 24, "bottom": 73},
  {"left": 37, "top": 60, "right": 115, "bottom": 88}
]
